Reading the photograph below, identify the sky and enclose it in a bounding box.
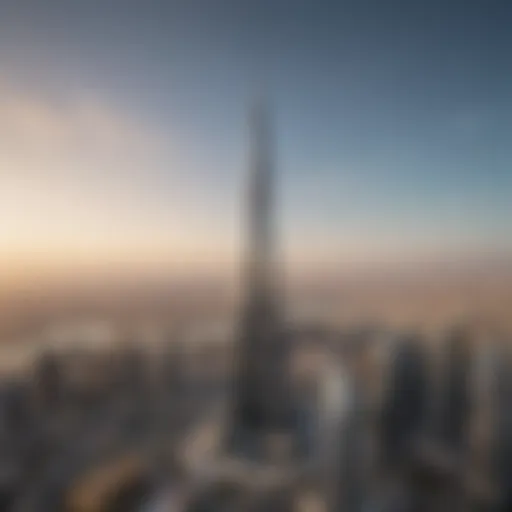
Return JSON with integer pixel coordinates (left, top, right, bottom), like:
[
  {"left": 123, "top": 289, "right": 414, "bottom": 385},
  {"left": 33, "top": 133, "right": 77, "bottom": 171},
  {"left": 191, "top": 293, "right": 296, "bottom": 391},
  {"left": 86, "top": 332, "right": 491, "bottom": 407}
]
[{"left": 1, "top": 0, "right": 512, "bottom": 283}]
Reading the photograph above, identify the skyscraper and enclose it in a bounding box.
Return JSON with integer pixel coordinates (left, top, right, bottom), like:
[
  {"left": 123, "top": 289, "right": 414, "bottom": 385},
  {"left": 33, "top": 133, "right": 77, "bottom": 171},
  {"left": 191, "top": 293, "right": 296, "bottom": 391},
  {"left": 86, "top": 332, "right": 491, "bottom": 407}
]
[
  {"left": 435, "top": 327, "right": 472, "bottom": 452},
  {"left": 380, "top": 335, "right": 429, "bottom": 469},
  {"left": 228, "top": 101, "right": 293, "bottom": 458}
]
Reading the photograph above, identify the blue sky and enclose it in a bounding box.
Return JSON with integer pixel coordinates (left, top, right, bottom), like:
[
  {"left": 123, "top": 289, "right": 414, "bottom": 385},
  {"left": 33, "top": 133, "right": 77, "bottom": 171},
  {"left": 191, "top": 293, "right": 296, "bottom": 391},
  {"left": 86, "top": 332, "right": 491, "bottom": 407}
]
[{"left": 1, "top": 0, "right": 511, "bottom": 278}]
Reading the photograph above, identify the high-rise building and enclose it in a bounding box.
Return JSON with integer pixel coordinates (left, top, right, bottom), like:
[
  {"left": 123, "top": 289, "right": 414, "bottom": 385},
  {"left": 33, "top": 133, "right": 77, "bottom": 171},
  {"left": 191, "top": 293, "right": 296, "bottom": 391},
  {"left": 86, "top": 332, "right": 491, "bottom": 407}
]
[
  {"left": 435, "top": 327, "right": 472, "bottom": 452},
  {"left": 33, "top": 350, "right": 62, "bottom": 414},
  {"left": 228, "top": 101, "right": 293, "bottom": 458},
  {"left": 379, "top": 335, "right": 429, "bottom": 469}
]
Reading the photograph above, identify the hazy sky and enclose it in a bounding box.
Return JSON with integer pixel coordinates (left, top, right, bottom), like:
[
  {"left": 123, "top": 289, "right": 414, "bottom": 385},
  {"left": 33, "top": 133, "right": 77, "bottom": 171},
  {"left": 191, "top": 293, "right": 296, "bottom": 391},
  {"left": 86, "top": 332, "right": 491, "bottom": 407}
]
[{"left": 1, "top": 0, "right": 512, "bottom": 281}]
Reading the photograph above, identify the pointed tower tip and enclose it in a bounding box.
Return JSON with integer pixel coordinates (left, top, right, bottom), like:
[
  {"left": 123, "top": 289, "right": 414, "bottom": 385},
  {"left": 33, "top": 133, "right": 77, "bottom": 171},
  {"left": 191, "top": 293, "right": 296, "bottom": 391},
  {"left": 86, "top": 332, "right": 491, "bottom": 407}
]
[{"left": 250, "top": 97, "right": 269, "bottom": 129}]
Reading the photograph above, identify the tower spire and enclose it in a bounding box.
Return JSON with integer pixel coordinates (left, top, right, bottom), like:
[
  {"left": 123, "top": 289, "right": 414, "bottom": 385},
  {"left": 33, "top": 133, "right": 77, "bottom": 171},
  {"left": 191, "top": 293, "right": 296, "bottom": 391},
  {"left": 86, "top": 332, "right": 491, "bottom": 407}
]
[
  {"left": 246, "top": 99, "right": 278, "bottom": 308},
  {"left": 228, "top": 100, "right": 292, "bottom": 458}
]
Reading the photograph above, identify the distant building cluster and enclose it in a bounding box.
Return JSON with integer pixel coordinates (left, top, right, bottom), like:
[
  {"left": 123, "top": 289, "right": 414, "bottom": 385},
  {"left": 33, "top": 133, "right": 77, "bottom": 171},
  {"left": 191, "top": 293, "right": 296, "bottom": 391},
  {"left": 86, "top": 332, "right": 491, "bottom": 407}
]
[{"left": 0, "top": 104, "right": 510, "bottom": 512}]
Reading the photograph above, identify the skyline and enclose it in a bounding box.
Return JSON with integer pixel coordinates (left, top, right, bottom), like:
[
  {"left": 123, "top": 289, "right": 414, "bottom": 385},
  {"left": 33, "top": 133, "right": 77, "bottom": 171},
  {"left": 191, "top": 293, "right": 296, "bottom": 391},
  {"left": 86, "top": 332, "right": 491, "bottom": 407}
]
[{"left": 1, "top": 0, "right": 512, "bottom": 282}]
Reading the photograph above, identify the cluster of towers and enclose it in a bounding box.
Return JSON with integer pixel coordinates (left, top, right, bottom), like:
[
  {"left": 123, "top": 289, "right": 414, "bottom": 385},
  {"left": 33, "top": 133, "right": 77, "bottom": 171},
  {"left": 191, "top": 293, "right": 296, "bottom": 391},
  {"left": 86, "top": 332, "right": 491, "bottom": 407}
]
[
  {"left": 210, "top": 103, "right": 512, "bottom": 512},
  {"left": 0, "top": 102, "right": 511, "bottom": 512}
]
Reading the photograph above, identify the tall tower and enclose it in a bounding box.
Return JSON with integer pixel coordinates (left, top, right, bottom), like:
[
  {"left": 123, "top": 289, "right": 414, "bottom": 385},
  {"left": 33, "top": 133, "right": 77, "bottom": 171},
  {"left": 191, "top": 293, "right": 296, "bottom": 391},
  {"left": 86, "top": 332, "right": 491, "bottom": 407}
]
[{"left": 228, "top": 101, "right": 292, "bottom": 457}]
